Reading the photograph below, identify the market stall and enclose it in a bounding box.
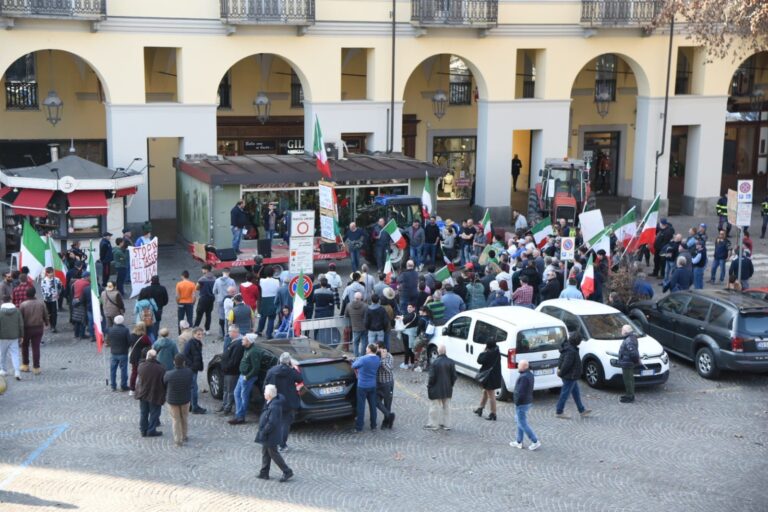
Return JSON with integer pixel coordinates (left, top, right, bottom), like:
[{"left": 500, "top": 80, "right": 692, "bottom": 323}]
[{"left": 0, "top": 155, "right": 143, "bottom": 259}]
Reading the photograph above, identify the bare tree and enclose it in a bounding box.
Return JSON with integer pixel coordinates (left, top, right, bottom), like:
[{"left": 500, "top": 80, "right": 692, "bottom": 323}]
[{"left": 659, "top": 0, "right": 768, "bottom": 61}]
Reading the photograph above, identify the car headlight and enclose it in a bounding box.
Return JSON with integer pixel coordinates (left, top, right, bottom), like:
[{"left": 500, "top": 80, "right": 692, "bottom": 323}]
[{"left": 661, "top": 351, "right": 669, "bottom": 364}]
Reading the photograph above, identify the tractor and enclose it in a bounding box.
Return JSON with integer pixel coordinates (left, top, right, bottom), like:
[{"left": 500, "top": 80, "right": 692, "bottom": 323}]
[{"left": 527, "top": 158, "right": 596, "bottom": 226}]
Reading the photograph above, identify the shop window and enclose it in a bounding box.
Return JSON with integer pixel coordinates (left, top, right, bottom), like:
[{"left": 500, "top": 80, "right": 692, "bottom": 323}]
[
  {"left": 4, "top": 53, "right": 38, "bottom": 110},
  {"left": 433, "top": 136, "right": 476, "bottom": 200}
]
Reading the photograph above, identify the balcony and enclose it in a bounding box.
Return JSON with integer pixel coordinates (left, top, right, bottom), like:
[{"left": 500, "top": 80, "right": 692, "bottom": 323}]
[
  {"left": 411, "top": 0, "right": 498, "bottom": 29},
  {"left": 5, "top": 81, "right": 38, "bottom": 110},
  {"left": 0, "top": 0, "right": 105, "bottom": 20},
  {"left": 580, "top": 0, "right": 661, "bottom": 28},
  {"left": 220, "top": 0, "right": 314, "bottom": 26}
]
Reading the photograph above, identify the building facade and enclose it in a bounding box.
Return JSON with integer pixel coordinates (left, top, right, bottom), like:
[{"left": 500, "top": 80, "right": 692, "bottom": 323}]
[{"left": 0, "top": 0, "right": 765, "bottom": 224}]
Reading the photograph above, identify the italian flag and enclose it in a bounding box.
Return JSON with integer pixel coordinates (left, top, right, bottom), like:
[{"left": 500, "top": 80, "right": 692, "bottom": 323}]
[
  {"left": 588, "top": 224, "right": 612, "bottom": 254},
  {"left": 531, "top": 217, "right": 553, "bottom": 249},
  {"left": 89, "top": 242, "right": 104, "bottom": 352},
  {"left": 442, "top": 249, "right": 456, "bottom": 272},
  {"left": 421, "top": 172, "right": 433, "bottom": 219},
  {"left": 46, "top": 237, "right": 68, "bottom": 286},
  {"left": 383, "top": 253, "right": 393, "bottom": 284},
  {"left": 383, "top": 219, "right": 407, "bottom": 250},
  {"left": 20, "top": 219, "right": 46, "bottom": 279},
  {"left": 580, "top": 255, "right": 595, "bottom": 299},
  {"left": 481, "top": 209, "right": 493, "bottom": 243},
  {"left": 332, "top": 187, "right": 342, "bottom": 243},
  {"left": 433, "top": 265, "right": 452, "bottom": 282},
  {"left": 614, "top": 207, "right": 637, "bottom": 249},
  {"left": 313, "top": 116, "right": 332, "bottom": 179},
  {"left": 292, "top": 272, "right": 307, "bottom": 336},
  {"left": 634, "top": 194, "right": 660, "bottom": 253}
]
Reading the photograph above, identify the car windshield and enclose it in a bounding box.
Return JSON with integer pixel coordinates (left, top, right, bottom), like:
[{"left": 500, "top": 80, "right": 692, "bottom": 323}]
[
  {"left": 737, "top": 314, "right": 768, "bottom": 337},
  {"left": 300, "top": 361, "right": 355, "bottom": 385},
  {"left": 516, "top": 327, "right": 565, "bottom": 353},
  {"left": 581, "top": 313, "right": 639, "bottom": 340}
]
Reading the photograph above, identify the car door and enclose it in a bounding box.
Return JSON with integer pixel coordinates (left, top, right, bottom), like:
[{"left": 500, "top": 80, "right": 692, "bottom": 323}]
[
  {"left": 674, "top": 296, "right": 712, "bottom": 358},
  {"left": 649, "top": 294, "right": 691, "bottom": 350},
  {"left": 440, "top": 315, "right": 473, "bottom": 374}
]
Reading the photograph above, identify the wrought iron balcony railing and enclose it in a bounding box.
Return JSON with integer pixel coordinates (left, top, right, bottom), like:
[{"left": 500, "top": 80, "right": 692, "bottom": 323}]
[
  {"left": 0, "top": 0, "right": 105, "bottom": 20},
  {"left": 220, "top": 0, "right": 315, "bottom": 25},
  {"left": 290, "top": 83, "right": 304, "bottom": 108},
  {"left": 5, "top": 81, "right": 38, "bottom": 110},
  {"left": 449, "top": 82, "right": 472, "bottom": 105},
  {"left": 580, "top": 0, "right": 661, "bottom": 27},
  {"left": 411, "top": 0, "right": 498, "bottom": 28}
]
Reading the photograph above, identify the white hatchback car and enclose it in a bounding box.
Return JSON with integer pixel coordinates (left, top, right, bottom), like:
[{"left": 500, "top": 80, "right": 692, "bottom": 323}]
[
  {"left": 427, "top": 307, "right": 567, "bottom": 400},
  {"left": 536, "top": 299, "right": 670, "bottom": 388}
]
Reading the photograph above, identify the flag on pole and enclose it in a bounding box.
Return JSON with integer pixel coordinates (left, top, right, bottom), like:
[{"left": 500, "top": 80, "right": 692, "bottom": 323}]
[
  {"left": 331, "top": 187, "right": 342, "bottom": 243},
  {"left": 313, "top": 116, "right": 332, "bottom": 179},
  {"left": 634, "top": 194, "right": 660, "bottom": 253},
  {"left": 531, "top": 217, "right": 553, "bottom": 249},
  {"left": 481, "top": 209, "right": 493, "bottom": 243},
  {"left": 383, "top": 219, "right": 407, "bottom": 249},
  {"left": 292, "top": 272, "right": 307, "bottom": 336},
  {"left": 421, "top": 172, "right": 433, "bottom": 219},
  {"left": 383, "top": 253, "right": 393, "bottom": 284},
  {"left": 587, "top": 224, "right": 613, "bottom": 254},
  {"left": 434, "top": 265, "right": 452, "bottom": 282},
  {"left": 20, "top": 219, "right": 47, "bottom": 279},
  {"left": 88, "top": 242, "right": 104, "bottom": 352},
  {"left": 46, "top": 237, "right": 68, "bottom": 287},
  {"left": 580, "top": 255, "right": 595, "bottom": 299},
  {"left": 613, "top": 207, "right": 637, "bottom": 249}
]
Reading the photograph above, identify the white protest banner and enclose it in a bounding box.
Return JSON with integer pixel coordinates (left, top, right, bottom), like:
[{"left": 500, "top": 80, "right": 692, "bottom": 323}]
[
  {"left": 289, "top": 236, "right": 314, "bottom": 274},
  {"left": 578, "top": 209, "right": 605, "bottom": 246},
  {"left": 128, "top": 237, "right": 159, "bottom": 298},
  {"left": 320, "top": 215, "right": 337, "bottom": 242},
  {"left": 318, "top": 181, "right": 334, "bottom": 210}
]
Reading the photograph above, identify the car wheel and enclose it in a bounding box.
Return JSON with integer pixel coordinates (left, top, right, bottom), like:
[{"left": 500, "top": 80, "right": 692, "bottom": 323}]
[
  {"left": 583, "top": 358, "right": 605, "bottom": 389},
  {"left": 695, "top": 347, "right": 721, "bottom": 379},
  {"left": 495, "top": 383, "right": 512, "bottom": 402},
  {"left": 207, "top": 367, "right": 223, "bottom": 400}
]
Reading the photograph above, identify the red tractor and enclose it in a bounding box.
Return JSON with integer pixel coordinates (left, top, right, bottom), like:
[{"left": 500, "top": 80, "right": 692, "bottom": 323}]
[{"left": 527, "top": 158, "right": 596, "bottom": 226}]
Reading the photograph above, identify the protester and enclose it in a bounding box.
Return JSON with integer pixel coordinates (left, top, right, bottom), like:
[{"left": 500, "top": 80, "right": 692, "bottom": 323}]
[
  {"left": 176, "top": 270, "right": 196, "bottom": 331},
  {"left": 107, "top": 316, "right": 131, "bottom": 391},
  {"left": 230, "top": 200, "right": 249, "bottom": 253},
  {"left": 375, "top": 342, "right": 396, "bottom": 429},
  {"left": 99, "top": 232, "right": 114, "bottom": 287},
  {"left": 240, "top": 272, "right": 260, "bottom": 312},
  {"left": 41, "top": 267, "right": 63, "bottom": 333},
  {"left": 399, "top": 303, "right": 418, "bottom": 369},
  {"left": 473, "top": 342, "right": 502, "bottom": 421},
  {"left": 0, "top": 295, "right": 23, "bottom": 381},
  {"left": 364, "top": 294, "right": 388, "bottom": 345},
  {"left": 134, "top": 288, "right": 159, "bottom": 338},
  {"left": 194, "top": 265, "right": 216, "bottom": 334},
  {"left": 152, "top": 327, "right": 179, "bottom": 371},
  {"left": 128, "top": 323, "right": 152, "bottom": 395},
  {"left": 555, "top": 333, "right": 591, "bottom": 419},
  {"left": 424, "top": 344, "right": 457, "bottom": 431},
  {"left": 256, "top": 384, "right": 294, "bottom": 482},
  {"left": 101, "top": 281, "right": 125, "bottom": 329},
  {"left": 729, "top": 249, "right": 754, "bottom": 290},
  {"left": 351, "top": 343, "right": 381, "bottom": 433},
  {"left": 135, "top": 349, "right": 166, "bottom": 438},
  {"left": 509, "top": 359, "right": 540, "bottom": 451},
  {"left": 12, "top": 272, "right": 32, "bottom": 308},
  {"left": 344, "top": 291, "right": 367, "bottom": 357},
  {"left": 164, "top": 354, "right": 194, "bottom": 447},
  {"left": 146, "top": 276, "right": 169, "bottom": 332},
  {"left": 183, "top": 327, "right": 206, "bottom": 414},
  {"left": 113, "top": 238, "right": 129, "bottom": 296},
  {"left": 214, "top": 270, "right": 236, "bottom": 337},
  {"left": 256, "top": 267, "right": 279, "bottom": 337},
  {"left": 219, "top": 325, "right": 244, "bottom": 415},
  {"left": 265, "top": 352, "right": 302, "bottom": 451},
  {"left": 229, "top": 333, "right": 261, "bottom": 425},
  {"left": 559, "top": 277, "right": 584, "bottom": 300},
  {"left": 19, "top": 288, "right": 48, "bottom": 375},
  {"left": 618, "top": 325, "right": 640, "bottom": 404}
]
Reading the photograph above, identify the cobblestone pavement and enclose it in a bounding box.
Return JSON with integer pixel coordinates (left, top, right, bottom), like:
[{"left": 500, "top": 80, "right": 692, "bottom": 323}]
[{"left": 1, "top": 241, "right": 768, "bottom": 512}]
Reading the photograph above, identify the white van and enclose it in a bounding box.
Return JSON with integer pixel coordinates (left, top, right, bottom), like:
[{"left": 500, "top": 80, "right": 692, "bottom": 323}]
[{"left": 428, "top": 306, "right": 566, "bottom": 400}]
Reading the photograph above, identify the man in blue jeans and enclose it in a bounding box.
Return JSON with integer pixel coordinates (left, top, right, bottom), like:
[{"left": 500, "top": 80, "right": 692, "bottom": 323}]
[
  {"left": 554, "top": 333, "right": 591, "bottom": 419},
  {"left": 709, "top": 230, "right": 731, "bottom": 284},
  {"left": 509, "top": 360, "right": 541, "bottom": 451},
  {"left": 351, "top": 343, "right": 381, "bottom": 432},
  {"left": 107, "top": 315, "right": 131, "bottom": 391},
  {"left": 230, "top": 200, "right": 248, "bottom": 253},
  {"left": 229, "top": 333, "right": 261, "bottom": 425}
]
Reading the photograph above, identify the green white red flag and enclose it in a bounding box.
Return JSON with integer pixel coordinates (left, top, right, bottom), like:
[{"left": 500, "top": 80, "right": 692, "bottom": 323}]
[
  {"left": 292, "top": 272, "right": 307, "bottom": 336},
  {"left": 46, "top": 237, "right": 67, "bottom": 286},
  {"left": 19, "top": 219, "right": 46, "bottom": 279},
  {"left": 531, "top": 217, "right": 553, "bottom": 249},
  {"left": 632, "top": 194, "right": 660, "bottom": 253},
  {"left": 383, "top": 219, "right": 407, "bottom": 249},
  {"left": 481, "top": 209, "right": 493, "bottom": 243},
  {"left": 383, "top": 253, "right": 393, "bottom": 284},
  {"left": 614, "top": 207, "right": 637, "bottom": 249},
  {"left": 580, "top": 255, "right": 595, "bottom": 299},
  {"left": 587, "top": 224, "right": 612, "bottom": 254},
  {"left": 421, "top": 172, "right": 433, "bottom": 219},
  {"left": 89, "top": 242, "right": 104, "bottom": 352},
  {"left": 442, "top": 249, "right": 456, "bottom": 272},
  {"left": 313, "top": 116, "right": 331, "bottom": 179},
  {"left": 433, "top": 265, "right": 451, "bottom": 283}
]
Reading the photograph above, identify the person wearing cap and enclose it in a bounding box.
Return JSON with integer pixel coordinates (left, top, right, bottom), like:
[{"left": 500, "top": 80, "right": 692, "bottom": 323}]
[
  {"left": 107, "top": 315, "right": 131, "bottom": 391},
  {"left": 99, "top": 232, "right": 114, "bottom": 288},
  {"left": 135, "top": 349, "right": 166, "bottom": 438}
]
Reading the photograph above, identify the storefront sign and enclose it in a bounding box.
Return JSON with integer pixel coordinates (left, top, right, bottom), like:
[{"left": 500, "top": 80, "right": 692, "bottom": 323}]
[
  {"left": 289, "top": 236, "right": 314, "bottom": 274},
  {"left": 128, "top": 237, "right": 159, "bottom": 298},
  {"left": 284, "top": 138, "right": 304, "bottom": 155},
  {"left": 455, "top": 178, "right": 471, "bottom": 187},
  {"left": 243, "top": 140, "right": 276, "bottom": 152}
]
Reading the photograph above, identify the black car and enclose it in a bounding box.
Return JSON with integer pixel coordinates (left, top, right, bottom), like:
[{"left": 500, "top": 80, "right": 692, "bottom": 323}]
[
  {"left": 630, "top": 290, "right": 768, "bottom": 379},
  {"left": 207, "top": 338, "right": 357, "bottom": 422}
]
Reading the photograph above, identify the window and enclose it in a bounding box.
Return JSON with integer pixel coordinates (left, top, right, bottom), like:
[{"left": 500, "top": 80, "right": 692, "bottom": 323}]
[
  {"left": 217, "top": 73, "right": 231, "bottom": 110},
  {"left": 559, "top": 311, "right": 584, "bottom": 338},
  {"left": 658, "top": 295, "right": 690, "bottom": 315},
  {"left": 684, "top": 297, "right": 711, "bottom": 322},
  {"left": 4, "top": 53, "right": 38, "bottom": 110},
  {"left": 446, "top": 316, "right": 471, "bottom": 340},
  {"left": 301, "top": 361, "right": 355, "bottom": 385},
  {"left": 516, "top": 327, "right": 566, "bottom": 353},
  {"left": 473, "top": 320, "right": 507, "bottom": 344},
  {"left": 290, "top": 71, "right": 303, "bottom": 108},
  {"left": 448, "top": 56, "right": 472, "bottom": 105},
  {"left": 709, "top": 305, "right": 735, "bottom": 329},
  {"left": 581, "top": 313, "right": 639, "bottom": 340},
  {"left": 736, "top": 314, "right": 768, "bottom": 336},
  {"left": 67, "top": 216, "right": 102, "bottom": 237},
  {"left": 595, "top": 54, "right": 617, "bottom": 102}
]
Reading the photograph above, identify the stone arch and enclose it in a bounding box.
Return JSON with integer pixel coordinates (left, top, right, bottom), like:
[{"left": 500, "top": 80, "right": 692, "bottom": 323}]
[
  {"left": 565, "top": 51, "right": 651, "bottom": 99},
  {"left": 398, "top": 52, "right": 489, "bottom": 102},
  {"left": 721, "top": 50, "right": 768, "bottom": 98}
]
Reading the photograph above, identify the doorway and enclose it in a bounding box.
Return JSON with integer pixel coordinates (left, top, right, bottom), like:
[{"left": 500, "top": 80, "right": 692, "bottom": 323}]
[
  {"left": 667, "top": 126, "right": 689, "bottom": 215},
  {"left": 584, "top": 131, "right": 620, "bottom": 196}
]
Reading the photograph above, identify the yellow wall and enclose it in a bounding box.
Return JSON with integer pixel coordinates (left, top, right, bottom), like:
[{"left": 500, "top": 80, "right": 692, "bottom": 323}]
[
  {"left": 144, "top": 47, "right": 179, "bottom": 102},
  {"left": 217, "top": 54, "right": 303, "bottom": 117},
  {"left": 148, "top": 137, "right": 179, "bottom": 202},
  {"left": 512, "top": 130, "right": 532, "bottom": 188}
]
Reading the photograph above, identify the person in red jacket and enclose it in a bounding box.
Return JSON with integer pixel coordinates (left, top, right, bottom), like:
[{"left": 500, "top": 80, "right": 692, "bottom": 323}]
[{"left": 240, "top": 272, "right": 260, "bottom": 311}]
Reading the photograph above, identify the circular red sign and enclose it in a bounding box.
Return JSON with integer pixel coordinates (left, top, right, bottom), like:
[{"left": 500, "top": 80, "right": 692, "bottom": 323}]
[
  {"left": 289, "top": 275, "right": 314, "bottom": 297},
  {"left": 562, "top": 238, "right": 574, "bottom": 251},
  {"left": 739, "top": 181, "right": 751, "bottom": 193},
  {"left": 296, "top": 221, "right": 311, "bottom": 235}
]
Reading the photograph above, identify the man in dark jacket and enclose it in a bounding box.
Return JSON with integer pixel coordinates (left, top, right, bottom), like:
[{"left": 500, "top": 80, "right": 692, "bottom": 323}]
[
  {"left": 539, "top": 271, "right": 562, "bottom": 302},
  {"left": 256, "top": 384, "right": 293, "bottom": 481},
  {"left": 652, "top": 218, "right": 674, "bottom": 278},
  {"left": 229, "top": 333, "right": 262, "bottom": 425},
  {"left": 135, "top": 349, "right": 166, "bottom": 437},
  {"left": 183, "top": 328, "right": 206, "bottom": 414},
  {"left": 555, "top": 333, "right": 591, "bottom": 419},
  {"left": 663, "top": 256, "right": 693, "bottom": 293},
  {"left": 218, "top": 325, "right": 244, "bottom": 415},
  {"left": 424, "top": 216, "right": 441, "bottom": 265},
  {"left": 99, "top": 232, "right": 113, "bottom": 287},
  {"left": 230, "top": 200, "right": 249, "bottom": 253},
  {"left": 425, "top": 344, "right": 457, "bottom": 430},
  {"left": 107, "top": 315, "right": 131, "bottom": 391},
  {"left": 618, "top": 325, "right": 641, "bottom": 403},
  {"left": 164, "top": 354, "right": 194, "bottom": 447},
  {"left": 265, "top": 352, "right": 302, "bottom": 450},
  {"left": 729, "top": 249, "right": 755, "bottom": 289},
  {"left": 364, "top": 294, "right": 388, "bottom": 345},
  {"left": 396, "top": 260, "right": 419, "bottom": 313},
  {"left": 146, "top": 275, "right": 169, "bottom": 333},
  {"left": 510, "top": 359, "right": 540, "bottom": 450}
]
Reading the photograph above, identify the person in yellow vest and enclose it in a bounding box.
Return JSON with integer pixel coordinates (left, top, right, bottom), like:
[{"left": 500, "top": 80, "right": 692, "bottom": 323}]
[{"left": 715, "top": 194, "right": 730, "bottom": 238}]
